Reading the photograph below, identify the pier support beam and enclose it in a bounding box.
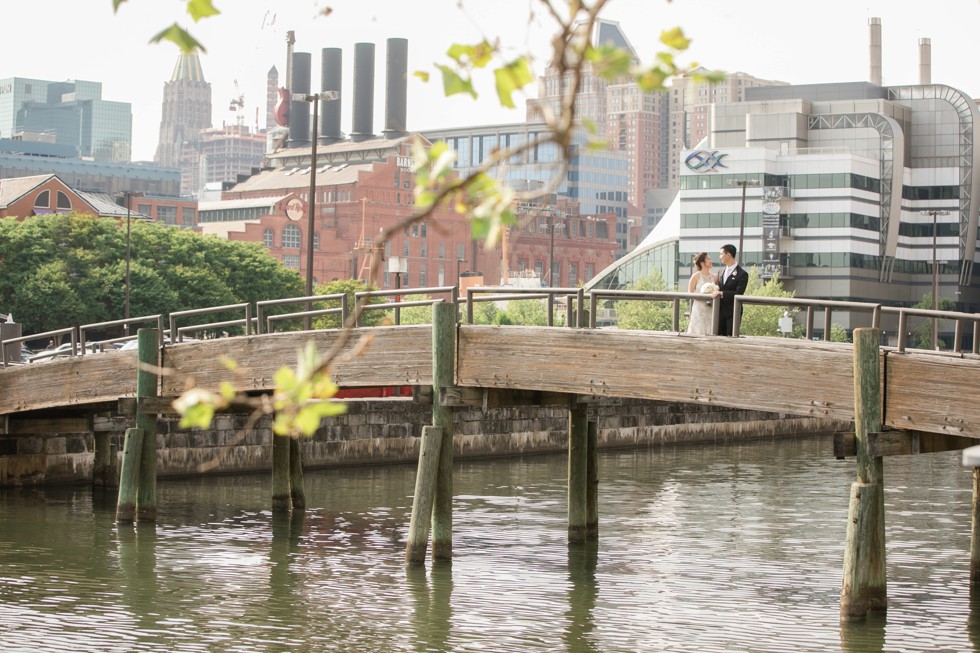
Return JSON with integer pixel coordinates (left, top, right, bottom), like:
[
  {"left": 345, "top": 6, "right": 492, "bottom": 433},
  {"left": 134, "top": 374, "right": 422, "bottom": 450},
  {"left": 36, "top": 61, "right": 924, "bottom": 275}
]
[
  {"left": 405, "top": 425, "right": 443, "bottom": 565},
  {"left": 272, "top": 434, "right": 292, "bottom": 514},
  {"left": 840, "top": 328, "right": 887, "bottom": 619},
  {"left": 586, "top": 420, "right": 598, "bottom": 540},
  {"left": 135, "top": 328, "right": 159, "bottom": 522},
  {"left": 568, "top": 399, "right": 588, "bottom": 542},
  {"left": 972, "top": 469, "right": 980, "bottom": 587},
  {"left": 289, "top": 437, "right": 306, "bottom": 511},
  {"left": 431, "top": 302, "right": 456, "bottom": 560},
  {"left": 115, "top": 427, "right": 144, "bottom": 523}
]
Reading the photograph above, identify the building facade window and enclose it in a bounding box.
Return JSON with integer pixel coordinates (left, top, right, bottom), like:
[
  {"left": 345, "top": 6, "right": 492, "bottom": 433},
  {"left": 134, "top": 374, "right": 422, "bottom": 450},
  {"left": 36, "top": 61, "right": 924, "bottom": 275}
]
[
  {"left": 282, "top": 224, "right": 301, "bottom": 249},
  {"left": 419, "top": 263, "right": 427, "bottom": 286},
  {"left": 282, "top": 254, "right": 300, "bottom": 268},
  {"left": 263, "top": 228, "right": 274, "bottom": 248},
  {"left": 33, "top": 190, "right": 50, "bottom": 210},
  {"left": 56, "top": 191, "right": 71, "bottom": 210}
]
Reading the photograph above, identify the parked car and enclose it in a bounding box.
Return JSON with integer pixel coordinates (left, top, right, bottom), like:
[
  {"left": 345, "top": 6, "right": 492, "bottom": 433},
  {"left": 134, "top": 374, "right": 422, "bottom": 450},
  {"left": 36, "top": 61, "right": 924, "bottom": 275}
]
[
  {"left": 118, "top": 336, "right": 198, "bottom": 351},
  {"left": 28, "top": 342, "right": 101, "bottom": 362}
]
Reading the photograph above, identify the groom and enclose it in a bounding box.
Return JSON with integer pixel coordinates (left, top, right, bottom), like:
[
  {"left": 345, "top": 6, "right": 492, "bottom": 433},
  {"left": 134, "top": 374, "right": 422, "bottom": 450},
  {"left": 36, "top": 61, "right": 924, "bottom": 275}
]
[{"left": 711, "top": 244, "right": 748, "bottom": 336}]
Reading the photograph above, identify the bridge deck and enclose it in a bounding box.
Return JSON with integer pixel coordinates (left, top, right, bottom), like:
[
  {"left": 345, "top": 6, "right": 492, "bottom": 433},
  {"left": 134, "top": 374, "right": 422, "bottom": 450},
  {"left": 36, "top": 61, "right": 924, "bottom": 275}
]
[{"left": 1, "top": 325, "right": 978, "bottom": 439}]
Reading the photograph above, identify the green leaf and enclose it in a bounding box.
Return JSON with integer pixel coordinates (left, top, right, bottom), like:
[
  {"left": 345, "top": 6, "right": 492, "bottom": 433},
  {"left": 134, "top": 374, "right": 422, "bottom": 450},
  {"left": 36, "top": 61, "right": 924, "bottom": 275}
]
[
  {"left": 582, "top": 118, "right": 597, "bottom": 135},
  {"left": 186, "top": 0, "right": 220, "bottom": 22},
  {"left": 112, "top": 0, "right": 127, "bottom": 12},
  {"left": 660, "top": 27, "right": 691, "bottom": 51},
  {"left": 274, "top": 366, "right": 297, "bottom": 393},
  {"left": 636, "top": 67, "right": 668, "bottom": 92},
  {"left": 493, "top": 57, "right": 533, "bottom": 109},
  {"left": 219, "top": 381, "right": 236, "bottom": 401},
  {"left": 587, "top": 45, "right": 633, "bottom": 81},
  {"left": 294, "top": 407, "right": 323, "bottom": 437},
  {"left": 149, "top": 23, "right": 207, "bottom": 53},
  {"left": 447, "top": 41, "right": 493, "bottom": 68},
  {"left": 413, "top": 70, "right": 430, "bottom": 83},
  {"left": 436, "top": 65, "right": 476, "bottom": 99},
  {"left": 178, "top": 402, "right": 215, "bottom": 430}
]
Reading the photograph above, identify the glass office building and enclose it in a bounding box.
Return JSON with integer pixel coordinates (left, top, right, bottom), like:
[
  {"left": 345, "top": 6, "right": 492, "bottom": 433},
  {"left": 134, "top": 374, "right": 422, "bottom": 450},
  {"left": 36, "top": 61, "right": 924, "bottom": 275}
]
[{"left": 0, "top": 77, "right": 132, "bottom": 163}]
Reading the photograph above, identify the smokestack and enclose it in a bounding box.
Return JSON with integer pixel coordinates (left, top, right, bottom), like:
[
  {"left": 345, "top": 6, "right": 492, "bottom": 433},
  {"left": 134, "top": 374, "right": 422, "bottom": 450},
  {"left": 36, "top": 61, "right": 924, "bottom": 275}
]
[
  {"left": 320, "top": 48, "right": 343, "bottom": 144},
  {"left": 383, "top": 38, "right": 408, "bottom": 140},
  {"left": 869, "top": 17, "right": 882, "bottom": 86},
  {"left": 351, "top": 42, "right": 375, "bottom": 142},
  {"left": 919, "top": 37, "right": 932, "bottom": 85},
  {"left": 288, "top": 51, "right": 312, "bottom": 147}
]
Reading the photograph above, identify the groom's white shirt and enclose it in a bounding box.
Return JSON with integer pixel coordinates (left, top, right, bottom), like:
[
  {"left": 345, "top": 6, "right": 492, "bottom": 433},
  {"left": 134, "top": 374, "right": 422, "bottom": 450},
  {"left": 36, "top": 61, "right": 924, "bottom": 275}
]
[{"left": 723, "top": 264, "right": 736, "bottom": 284}]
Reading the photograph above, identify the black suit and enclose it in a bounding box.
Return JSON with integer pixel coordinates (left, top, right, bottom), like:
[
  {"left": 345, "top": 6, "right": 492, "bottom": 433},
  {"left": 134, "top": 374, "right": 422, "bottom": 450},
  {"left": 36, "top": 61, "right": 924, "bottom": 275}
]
[{"left": 717, "top": 265, "right": 748, "bottom": 336}]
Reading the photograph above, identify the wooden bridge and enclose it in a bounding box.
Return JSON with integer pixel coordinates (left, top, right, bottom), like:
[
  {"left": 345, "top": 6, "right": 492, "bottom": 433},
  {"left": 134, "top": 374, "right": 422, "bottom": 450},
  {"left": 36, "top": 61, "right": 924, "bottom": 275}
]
[{"left": 2, "top": 286, "right": 980, "bottom": 619}]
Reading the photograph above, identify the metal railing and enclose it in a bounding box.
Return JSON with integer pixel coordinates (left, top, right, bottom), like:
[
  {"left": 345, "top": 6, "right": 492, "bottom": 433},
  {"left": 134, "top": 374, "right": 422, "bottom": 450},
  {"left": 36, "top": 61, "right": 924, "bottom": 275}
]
[
  {"left": 882, "top": 306, "right": 980, "bottom": 354},
  {"left": 732, "top": 296, "right": 882, "bottom": 340},
  {"left": 355, "top": 286, "right": 459, "bottom": 326},
  {"left": 256, "top": 293, "right": 350, "bottom": 334},
  {"left": 588, "top": 289, "right": 720, "bottom": 331},
  {"left": 169, "top": 303, "right": 252, "bottom": 342},
  {"left": 465, "top": 286, "right": 585, "bottom": 327},
  {"left": 2, "top": 285, "right": 978, "bottom": 368},
  {"left": 79, "top": 314, "right": 165, "bottom": 353}
]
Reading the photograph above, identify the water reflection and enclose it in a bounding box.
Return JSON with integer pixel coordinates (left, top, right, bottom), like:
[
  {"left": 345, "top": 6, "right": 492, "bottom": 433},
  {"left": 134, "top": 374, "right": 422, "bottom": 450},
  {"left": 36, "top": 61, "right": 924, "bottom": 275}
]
[
  {"left": 407, "top": 562, "right": 453, "bottom": 652},
  {"left": 565, "top": 542, "right": 599, "bottom": 653},
  {"left": 0, "top": 437, "right": 977, "bottom": 652}
]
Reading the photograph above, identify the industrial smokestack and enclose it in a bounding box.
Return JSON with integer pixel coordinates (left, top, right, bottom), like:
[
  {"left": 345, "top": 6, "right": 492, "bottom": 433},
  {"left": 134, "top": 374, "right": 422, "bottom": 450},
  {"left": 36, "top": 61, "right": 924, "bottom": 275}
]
[
  {"left": 918, "top": 37, "right": 932, "bottom": 85},
  {"left": 351, "top": 42, "right": 375, "bottom": 142},
  {"left": 383, "top": 38, "right": 408, "bottom": 140},
  {"left": 869, "top": 17, "right": 882, "bottom": 86},
  {"left": 288, "top": 51, "right": 312, "bottom": 147},
  {"left": 320, "top": 47, "right": 343, "bottom": 144}
]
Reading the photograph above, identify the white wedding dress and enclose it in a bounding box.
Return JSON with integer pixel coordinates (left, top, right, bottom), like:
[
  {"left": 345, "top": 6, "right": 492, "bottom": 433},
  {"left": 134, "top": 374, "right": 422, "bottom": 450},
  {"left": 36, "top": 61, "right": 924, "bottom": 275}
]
[{"left": 686, "top": 274, "right": 714, "bottom": 336}]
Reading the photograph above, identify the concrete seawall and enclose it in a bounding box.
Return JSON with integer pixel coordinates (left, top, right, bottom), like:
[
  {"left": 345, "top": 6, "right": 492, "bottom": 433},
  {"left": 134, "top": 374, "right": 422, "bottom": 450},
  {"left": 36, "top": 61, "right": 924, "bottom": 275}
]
[{"left": 0, "top": 398, "right": 850, "bottom": 486}]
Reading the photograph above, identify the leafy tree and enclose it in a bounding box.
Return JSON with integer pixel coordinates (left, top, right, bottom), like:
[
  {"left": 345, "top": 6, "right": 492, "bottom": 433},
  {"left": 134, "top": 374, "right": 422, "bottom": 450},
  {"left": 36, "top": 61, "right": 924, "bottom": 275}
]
[
  {"left": 504, "top": 298, "right": 562, "bottom": 326},
  {"left": 390, "top": 293, "right": 434, "bottom": 325},
  {"left": 829, "top": 323, "right": 850, "bottom": 343},
  {"left": 0, "top": 214, "right": 303, "bottom": 335},
  {"left": 738, "top": 268, "right": 798, "bottom": 337},
  {"left": 614, "top": 272, "right": 674, "bottom": 331},
  {"left": 909, "top": 293, "right": 955, "bottom": 350},
  {"left": 311, "top": 279, "right": 386, "bottom": 329}
]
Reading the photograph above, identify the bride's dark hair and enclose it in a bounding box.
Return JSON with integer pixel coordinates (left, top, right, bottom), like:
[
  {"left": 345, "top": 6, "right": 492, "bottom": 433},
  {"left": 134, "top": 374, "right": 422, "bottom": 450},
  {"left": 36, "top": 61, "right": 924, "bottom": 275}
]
[{"left": 693, "top": 252, "right": 708, "bottom": 270}]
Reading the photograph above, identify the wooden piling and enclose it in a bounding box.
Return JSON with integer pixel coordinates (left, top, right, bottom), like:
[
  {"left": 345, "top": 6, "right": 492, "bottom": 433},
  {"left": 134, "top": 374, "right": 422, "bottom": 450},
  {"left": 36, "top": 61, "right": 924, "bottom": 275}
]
[
  {"left": 972, "top": 468, "right": 980, "bottom": 587},
  {"left": 289, "top": 436, "right": 306, "bottom": 511},
  {"left": 115, "top": 427, "right": 144, "bottom": 523},
  {"left": 94, "top": 431, "right": 111, "bottom": 487},
  {"left": 405, "top": 425, "right": 443, "bottom": 565},
  {"left": 840, "top": 327, "right": 887, "bottom": 619},
  {"left": 568, "top": 399, "right": 588, "bottom": 542},
  {"left": 135, "top": 328, "right": 159, "bottom": 522},
  {"left": 586, "top": 420, "right": 598, "bottom": 540},
  {"left": 272, "top": 434, "right": 291, "bottom": 513},
  {"left": 431, "top": 302, "right": 456, "bottom": 560}
]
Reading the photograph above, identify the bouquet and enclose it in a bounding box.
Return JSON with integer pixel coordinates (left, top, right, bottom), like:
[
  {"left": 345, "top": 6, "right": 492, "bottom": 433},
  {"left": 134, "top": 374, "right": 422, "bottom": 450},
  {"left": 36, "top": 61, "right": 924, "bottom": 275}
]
[{"left": 701, "top": 283, "right": 718, "bottom": 295}]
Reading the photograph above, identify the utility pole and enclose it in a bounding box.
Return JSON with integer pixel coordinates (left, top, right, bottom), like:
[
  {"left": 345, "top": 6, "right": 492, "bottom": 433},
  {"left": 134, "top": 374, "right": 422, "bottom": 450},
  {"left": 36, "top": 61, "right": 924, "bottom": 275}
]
[
  {"left": 728, "top": 178, "right": 759, "bottom": 265},
  {"left": 921, "top": 209, "right": 950, "bottom": 350}
]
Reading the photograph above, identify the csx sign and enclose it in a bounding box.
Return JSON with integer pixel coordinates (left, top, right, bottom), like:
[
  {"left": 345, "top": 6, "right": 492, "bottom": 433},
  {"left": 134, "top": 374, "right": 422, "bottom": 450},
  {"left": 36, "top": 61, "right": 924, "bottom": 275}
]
[{"left": 684, "top": 150, "right": 728, "bottom": 173}]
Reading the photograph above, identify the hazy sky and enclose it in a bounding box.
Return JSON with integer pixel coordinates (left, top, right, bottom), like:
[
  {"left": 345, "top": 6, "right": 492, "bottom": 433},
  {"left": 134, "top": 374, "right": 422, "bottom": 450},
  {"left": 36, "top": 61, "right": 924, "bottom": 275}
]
[{"left": 7, "top": 0, "right": 979, "bottom": 161}]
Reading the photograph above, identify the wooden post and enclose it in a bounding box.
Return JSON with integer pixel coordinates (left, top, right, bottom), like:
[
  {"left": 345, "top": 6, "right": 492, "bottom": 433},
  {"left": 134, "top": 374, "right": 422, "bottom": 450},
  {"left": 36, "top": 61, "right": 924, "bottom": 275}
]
[
  {"left": 272, "top": 434, "right": 291, "bottom": 513},
  {"left": 431, "top": 302, "right": 456, "bottom": 560},
  {"left": 971, "top": 468, "right": 980, "bottom": 587},
  {"left": 289, "top": 437, "right": 306, "bottom": 511},
  {"left": 568, "top": 399, "right": 588, "bottom": 542},
  {"left": 135, "top": 328, "right": 159, "bottom": 522},
  {"left": 93, "top": 431, "right": 111, "bottom": 487},
  {"left": 115, "top": 427, "right": 144, "bottom": 523},
  {"left": 840, "top": 327, "right": 887, "bottom": 619},
  {"left": 586, "top": 420, "right": 598, "bottom": 540},
  {"left": 405, "top": 425, "right": 443, "bottom": 565}
]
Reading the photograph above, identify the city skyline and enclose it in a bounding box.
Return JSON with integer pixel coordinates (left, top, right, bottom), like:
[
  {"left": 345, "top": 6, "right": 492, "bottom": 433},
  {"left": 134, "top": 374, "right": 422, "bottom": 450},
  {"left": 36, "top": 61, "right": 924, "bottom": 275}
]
[{"left": 5, "top": 0, "right": 979, "bottom": 162}]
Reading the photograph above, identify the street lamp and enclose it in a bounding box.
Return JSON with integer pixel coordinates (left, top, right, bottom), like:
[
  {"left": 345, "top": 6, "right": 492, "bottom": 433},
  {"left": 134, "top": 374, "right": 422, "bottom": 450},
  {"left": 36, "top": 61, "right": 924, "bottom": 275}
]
[
  {"left": 295, "top": 91, "right": 339, "bottom": 328},
  {"left": 921, "top": 209, "right": 950, "bottom": 350},
  {"left": 122, "top": 191, "right": 144, "bottom": 330},
  {"left": 728, "top": 178, "right": 759, "bottom": 265},
  {"left": 456, "top": 257, "right": 466, "bottom": 285},
  {"left": 540, "top": 212, "right": 561, "bottom": 287},
  {"left": 387, "top": 256, "right": 408, "bottom": 324}
]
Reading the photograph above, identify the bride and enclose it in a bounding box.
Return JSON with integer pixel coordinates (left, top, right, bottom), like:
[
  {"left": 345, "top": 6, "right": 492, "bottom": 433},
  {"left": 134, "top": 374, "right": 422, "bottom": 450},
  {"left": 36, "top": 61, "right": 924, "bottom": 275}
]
[{"left": 686, "top": 252, "right": 717, "bottom": 335}]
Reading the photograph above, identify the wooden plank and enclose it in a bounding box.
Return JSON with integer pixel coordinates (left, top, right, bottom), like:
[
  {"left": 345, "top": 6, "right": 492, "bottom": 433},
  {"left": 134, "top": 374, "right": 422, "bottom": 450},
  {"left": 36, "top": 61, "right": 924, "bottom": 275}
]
[
  {"left": 439, "top": 387, "right": 572, "bottom": 408},
  {"left": 834, "top": 430, "right": 975, "bottom": 458},
  {"left": 160, "top": 326, "right": 433, "bottom": 396},
  {"left": 4, "top": 416, "right": 91, "bottom": 435},
  {"left": 457, "top": 326, "right": 858, "bottom": 420},
  {"left": 0, "top": 351, "right": 139, "bottom": 414},
  {"left": 884, "top": 352, "right": 980, "bottom": 438}
]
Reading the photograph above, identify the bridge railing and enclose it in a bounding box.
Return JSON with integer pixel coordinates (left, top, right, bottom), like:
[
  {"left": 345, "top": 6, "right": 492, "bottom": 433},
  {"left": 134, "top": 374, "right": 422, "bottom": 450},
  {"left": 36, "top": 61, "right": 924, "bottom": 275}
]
[
  {"left": 79, "top": 314, "right": 165, "bottom": 353},
  {"left": 587, "top": 289, "right": 721, "bottom": 331},
  {"left": 732, "top": 296, "right": 882, "bottom": 340},
  {"left": 883, "top": 306, "right": 980, "bottom": 354},
  {"left": 356, "top": 286, "right": 458, "bottom": 326},
  {"left": 169, "top": 303, "right": 252, "bottom": 342},
  {"left": 255, "top": 293, "right": 350, "bottom": 334},
  {"left": 465, "top": 286, "right": 585, "bottom": 327},
  {"left": 1, "top": 326, "right": 77, "bottom": 366}
]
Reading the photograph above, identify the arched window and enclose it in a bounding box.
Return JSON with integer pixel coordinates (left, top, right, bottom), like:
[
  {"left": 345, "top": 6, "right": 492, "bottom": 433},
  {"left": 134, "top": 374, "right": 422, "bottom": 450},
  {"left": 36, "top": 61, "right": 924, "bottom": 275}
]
[
  {"left": 56, "top": 191, "right": 72, "bottom": 210},
  {"left": 282, "top": 224, "right": 301, "bottom": 249},
  {"left": 33, "top": 190, "right": 50, "bottom": 211},
  {"left": 263, "top": 228, "right": 275, "bottom": 248}
]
